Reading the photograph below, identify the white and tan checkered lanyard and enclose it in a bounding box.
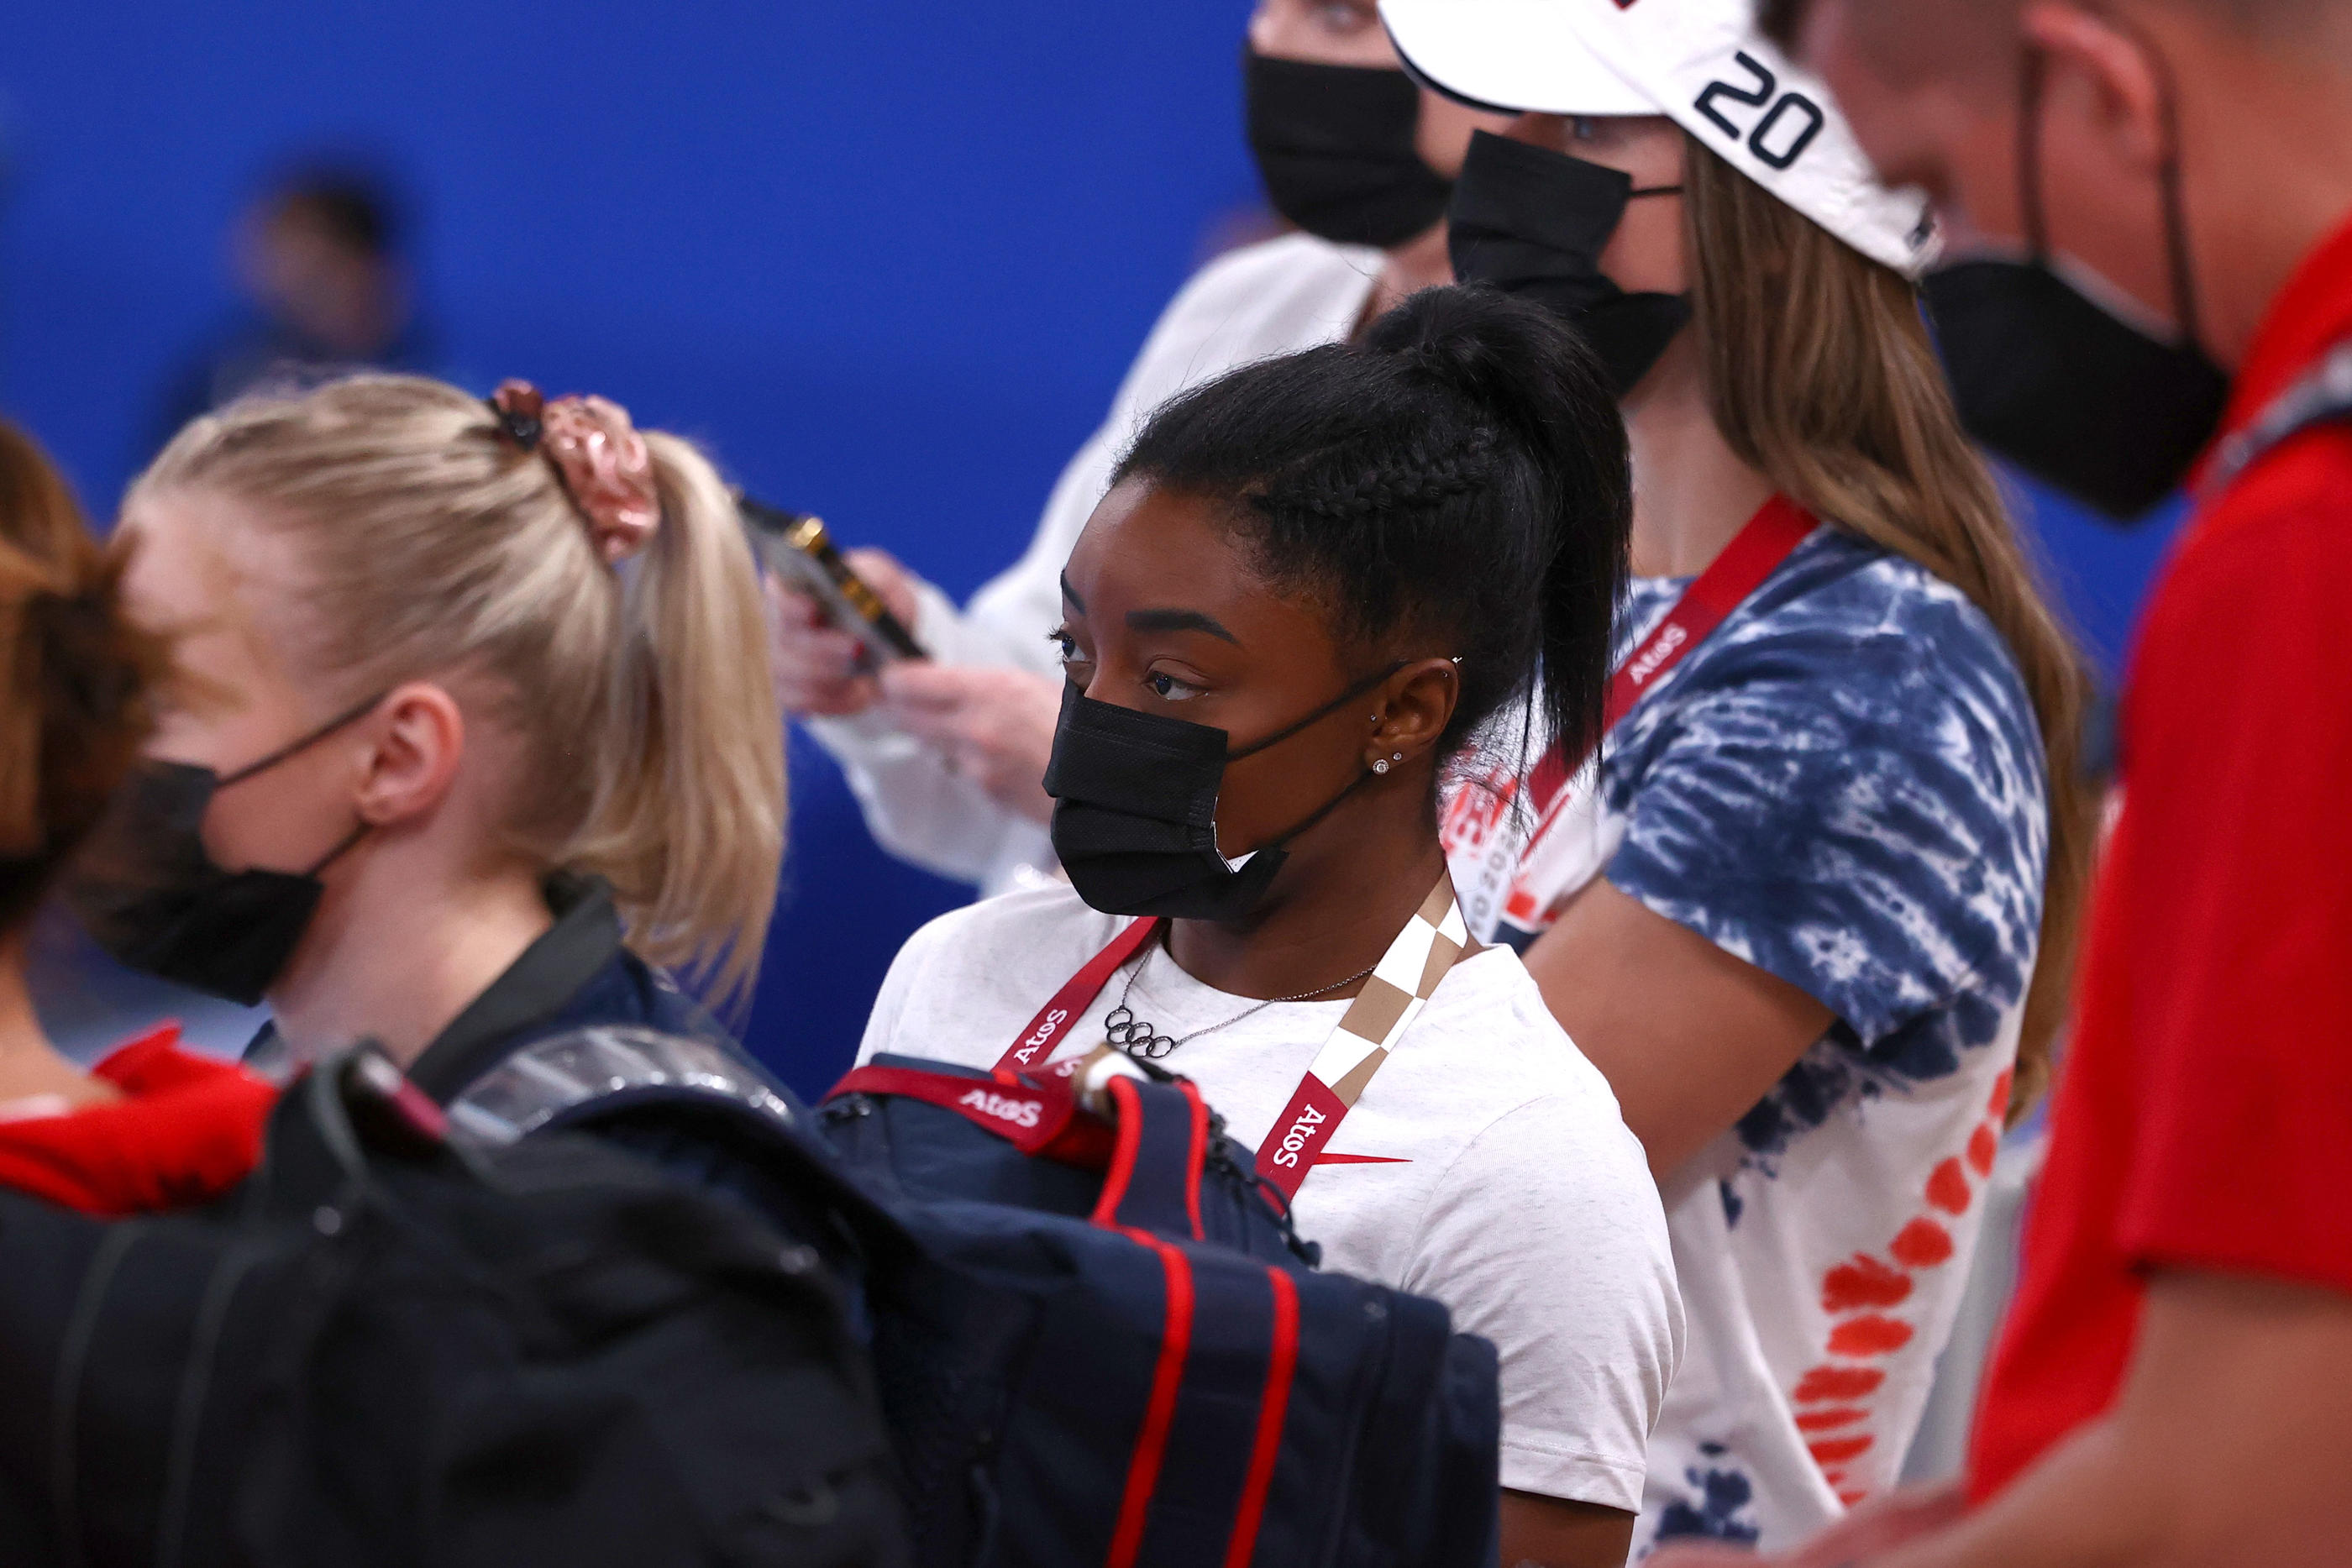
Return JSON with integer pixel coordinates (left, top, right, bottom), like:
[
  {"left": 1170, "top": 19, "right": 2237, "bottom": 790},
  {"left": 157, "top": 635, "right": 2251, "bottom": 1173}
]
[{"left": 993, "top": 873, "right": 1472, "bottom": 1202}]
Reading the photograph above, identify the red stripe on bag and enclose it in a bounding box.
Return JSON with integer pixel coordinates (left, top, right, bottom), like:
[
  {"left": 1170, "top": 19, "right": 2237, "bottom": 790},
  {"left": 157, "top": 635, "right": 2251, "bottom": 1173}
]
[
  {"left": 1223, "top": 1266, "right": 1299, "bottom": 1568},
  {"left": 1179, "top": 1080, "right": 1210, "bottom": 1243},
  {"left": 1105, "top": 1229, "right": 1197, "bottom": 1568},
  {"left": 1091, "top": 1076, "right": 1150, "bottom": 1229}
]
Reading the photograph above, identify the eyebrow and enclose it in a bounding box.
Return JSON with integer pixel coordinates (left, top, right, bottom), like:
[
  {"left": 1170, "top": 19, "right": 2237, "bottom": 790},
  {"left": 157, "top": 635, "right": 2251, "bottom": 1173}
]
[
  {"left": 1126, "top": 608, "right": 1241, "bottom": 645},
  {"left": 1059, "top": 571, "right": 1085, "bottom": 613}
]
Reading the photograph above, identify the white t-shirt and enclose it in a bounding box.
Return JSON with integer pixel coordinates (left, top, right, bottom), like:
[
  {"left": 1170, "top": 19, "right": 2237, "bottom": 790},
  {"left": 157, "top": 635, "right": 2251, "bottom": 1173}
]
[
  {"left": 858, "top": 883, "right": 1684, "bottom": 1513},
  {"left": 807, "top": 233, "right": 1383, "bottom": 894},
  {"left": 1442, "top": 532, "right": 2050, "bottom": 1553}
]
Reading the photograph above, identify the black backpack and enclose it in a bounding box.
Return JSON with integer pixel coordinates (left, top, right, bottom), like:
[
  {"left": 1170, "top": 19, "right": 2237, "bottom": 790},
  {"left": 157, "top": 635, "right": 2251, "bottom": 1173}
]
[{"left": 0, "top": 1044, "right": 912, "bottom": 1568}]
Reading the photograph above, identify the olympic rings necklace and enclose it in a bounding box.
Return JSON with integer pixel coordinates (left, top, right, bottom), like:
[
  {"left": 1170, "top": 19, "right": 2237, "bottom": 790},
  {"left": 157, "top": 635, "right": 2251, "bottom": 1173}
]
[{"left": 1102, "top": 945, "right": 1379, "bottom": 1060}]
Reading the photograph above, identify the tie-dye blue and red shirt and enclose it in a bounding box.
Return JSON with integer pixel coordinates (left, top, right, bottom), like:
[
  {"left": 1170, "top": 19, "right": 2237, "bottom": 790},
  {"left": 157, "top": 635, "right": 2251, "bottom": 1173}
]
[{"left": 1442, "top": 518, "right": 2049, "bottom": 1553}]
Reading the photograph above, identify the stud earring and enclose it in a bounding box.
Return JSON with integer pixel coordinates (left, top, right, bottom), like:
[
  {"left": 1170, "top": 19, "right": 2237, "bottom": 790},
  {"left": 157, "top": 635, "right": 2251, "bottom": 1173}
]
[{"left": 1372, "top": 758, "right": 1390, "bottom": 775}]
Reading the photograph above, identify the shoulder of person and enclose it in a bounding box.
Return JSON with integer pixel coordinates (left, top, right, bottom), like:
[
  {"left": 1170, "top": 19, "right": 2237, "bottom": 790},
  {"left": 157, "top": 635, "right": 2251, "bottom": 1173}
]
[
  {"left": 885, "top": 882, "right": 1126, "bottom": 989},
  {"left": 1163, "top": 231, "right": 1383, "bottom": 317},
  {"left": 1736, "top": 528, "right": 2003, "bottom": 655},
  {"left": 1687, "top": 527, "right": 2036, "bottom": 732},
  {"left": 1417, "top": 948, "right": 1627, "bottom": 1114},
  {"left": 2150, "top": 443, "right": 2352, "bottom": 647},
  {"left": 1403, "top": 963, "right": 1670, "bottom": 1272},
  {"left": 1120, "top": 233, "right": 1381, "bottom": 397}
]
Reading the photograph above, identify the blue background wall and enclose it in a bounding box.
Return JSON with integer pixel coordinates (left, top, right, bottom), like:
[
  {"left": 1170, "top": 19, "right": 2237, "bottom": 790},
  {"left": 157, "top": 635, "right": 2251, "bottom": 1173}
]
[{"left": 0, "top": 3, "right": 2179, "bottom": 1098}]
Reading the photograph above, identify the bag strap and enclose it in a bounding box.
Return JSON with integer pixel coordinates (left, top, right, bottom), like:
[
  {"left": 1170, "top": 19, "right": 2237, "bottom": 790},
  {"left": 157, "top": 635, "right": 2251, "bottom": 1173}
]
[
  {"left": 447, "top": 1026, "right": 915, "bottom": 1265},
  {"left": 445, "top": 1025, "right": 800, "bottom": 1147},
  {"left": 827, "top": 1058, "right": 1219, "bottom": 1241},
  {"left": 1090, "top": 1075, "right": 1212, "bottom": 1242},
  {"left": 155, "top": 1239, "right": 270, "bottom": 1568},
  {"left": 827, "top": 1059, "right": 1118, "bottom": 1168},
  {"left": 2205, "top": 339, "right": 2352, "bottom": 496},
  {"left": 50, "top": 1224, "right": 139, "bottom": 1568}
]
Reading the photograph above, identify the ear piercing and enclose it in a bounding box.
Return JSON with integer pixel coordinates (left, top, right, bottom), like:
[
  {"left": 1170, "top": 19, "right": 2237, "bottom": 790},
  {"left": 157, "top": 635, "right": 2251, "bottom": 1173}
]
[{"left": 1371, "top": 751, "right": 1404, "bottom": 776}]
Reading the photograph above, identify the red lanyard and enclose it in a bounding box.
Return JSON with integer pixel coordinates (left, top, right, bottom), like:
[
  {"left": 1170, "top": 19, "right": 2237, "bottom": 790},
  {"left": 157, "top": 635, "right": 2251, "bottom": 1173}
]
[
  {"left": 1519, "top": 495, "right": 1816, "bottom": 830},
  {"left": 995, "top": 915, "right": 1163, "bottom": 1075},
  {"left": 994, "top": 875, "right": 1469, "bottom": 1202}
]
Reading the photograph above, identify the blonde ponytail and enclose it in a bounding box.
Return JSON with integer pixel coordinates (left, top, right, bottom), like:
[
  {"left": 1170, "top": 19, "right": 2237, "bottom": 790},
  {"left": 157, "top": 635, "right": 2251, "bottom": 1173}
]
[
  {"left": 135, "top": 376, "right": 785, "bottom": 1004},
  {"left": 569, "top": 432, "right": 785, "bottom": 1000},
  {"left": 1683, "top": 137, "right": 2097, "bottom": 1121}
]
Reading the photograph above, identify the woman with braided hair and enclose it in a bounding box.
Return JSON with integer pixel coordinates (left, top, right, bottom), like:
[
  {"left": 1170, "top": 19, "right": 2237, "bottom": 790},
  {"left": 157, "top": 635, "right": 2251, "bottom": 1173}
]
[
  {"left": 1380, "top": 0, "right": 2096, "bottom": 1553},
  {"left": 859, "top": 285, "right": 1682, "bottom": 1568},
  {"left": 773, "top": 0, "right": 1509, "bottom": 898}
]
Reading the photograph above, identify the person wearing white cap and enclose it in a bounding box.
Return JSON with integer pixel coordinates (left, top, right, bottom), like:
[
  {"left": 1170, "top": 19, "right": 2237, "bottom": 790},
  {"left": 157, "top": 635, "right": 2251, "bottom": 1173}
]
[
  {"left": 769, "top": 0, "right": 1503, "bottom": 899},
  {"left": 1379, "top": 0, "right": 2098, "bottom": 1555}
]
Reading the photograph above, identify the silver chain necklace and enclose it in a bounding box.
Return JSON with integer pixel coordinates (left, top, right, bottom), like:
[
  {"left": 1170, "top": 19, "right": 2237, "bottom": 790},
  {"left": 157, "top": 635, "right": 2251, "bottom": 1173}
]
[{"left": 1102, "top": 946, "right": 1378, "bottom": 1061}]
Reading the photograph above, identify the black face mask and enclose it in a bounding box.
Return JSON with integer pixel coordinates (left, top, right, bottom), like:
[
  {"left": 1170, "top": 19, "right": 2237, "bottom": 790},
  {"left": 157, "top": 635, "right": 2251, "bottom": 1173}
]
[
  {"left": 1044, "top": 668, "right": 1397, "bottom": 922},
  {"left": 1446, "top": 129, "right": 1691, "bottom": 396},
  {"left": 1923, "top": 41, "right": 2229, "bottom": 522},
  {"left": 66, "top": 697, "right": 381, "bottom": 1006},
  {"left": 1244, "top": 49, "right": 1455, "bottom": 249}
]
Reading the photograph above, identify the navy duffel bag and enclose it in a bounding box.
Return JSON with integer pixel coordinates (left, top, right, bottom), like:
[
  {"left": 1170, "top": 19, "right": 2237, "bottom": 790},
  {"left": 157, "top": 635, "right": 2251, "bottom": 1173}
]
[{"left": 822, "top": 1051, "right": 1503, "bottom": 1568}]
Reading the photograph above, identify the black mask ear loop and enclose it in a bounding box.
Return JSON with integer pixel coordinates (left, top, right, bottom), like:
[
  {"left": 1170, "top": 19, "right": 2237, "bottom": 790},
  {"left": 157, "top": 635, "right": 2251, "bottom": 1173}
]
[
  {"left": 1218, "top": 658, "right": 1412, "bottom": 859},
  {"left": 2018, "top": 42, "right": 2050, "bottom": 266},
  {"left": 216, "top": 690, "right": 390, "bottom": 874},
  {"left": 1225, "top": 659, "right": 1410, "bottom": 763},
  {"left": 215, "top": 691, "right": 391, "bottom": 789},
  {"left": 2019, "top": 26, "right": 2202, "bottom": 350},
  {"left": 1565, "top": 119, "right": 1686, "bottom": 206},
  {"left": 2140, "top": 24, "right": 2203, "bottom": 353}
]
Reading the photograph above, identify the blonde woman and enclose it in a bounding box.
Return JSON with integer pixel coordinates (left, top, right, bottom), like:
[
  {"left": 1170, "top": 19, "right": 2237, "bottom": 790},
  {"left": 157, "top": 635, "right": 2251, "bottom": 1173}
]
[
  {"left": 1383, "top": 0, "right": 2097, "bottom": 1555},
  {"left": 63, "top": 376, "right": 789, "bottom": 1201}
]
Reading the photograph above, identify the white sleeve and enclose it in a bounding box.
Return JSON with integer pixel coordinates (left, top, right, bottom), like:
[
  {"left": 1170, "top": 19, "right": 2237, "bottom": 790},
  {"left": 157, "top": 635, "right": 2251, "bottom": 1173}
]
[
  {"left": 942, "top": 421, "right": 1122, "bottom": 673},
  {"left": 1403, "top": 1097, "right": 1684, "bottom": 1513},
  {"left": 801, "top": 394, "right": 1122, "bottom": 889}
]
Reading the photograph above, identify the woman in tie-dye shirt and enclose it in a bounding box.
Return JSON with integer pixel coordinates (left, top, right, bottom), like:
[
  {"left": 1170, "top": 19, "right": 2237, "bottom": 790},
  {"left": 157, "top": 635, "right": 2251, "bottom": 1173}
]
[{"left": 1389, "top": 8, "right": 2099, "bottom": 1557}]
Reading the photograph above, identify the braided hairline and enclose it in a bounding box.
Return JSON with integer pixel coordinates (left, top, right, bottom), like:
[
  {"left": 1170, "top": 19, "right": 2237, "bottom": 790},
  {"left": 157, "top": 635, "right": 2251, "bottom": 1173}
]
[{"left": 1250, "top": 425, "right": 1502, "bottom": 525}]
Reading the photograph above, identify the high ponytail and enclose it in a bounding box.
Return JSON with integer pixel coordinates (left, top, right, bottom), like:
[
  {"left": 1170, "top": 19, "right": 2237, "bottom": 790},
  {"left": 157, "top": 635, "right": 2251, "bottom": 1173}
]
[
  {"left": 570, "top": 433, "right": 785, "bottom": 999},
  {"left": 1360, "top": 288, "right": 1631, "bottom": 769},
  {"left": 134, "top": 376, "right": 785, "bottom": 1004},
  {"left": 1, "top": 419, "right": 171, "bottom": 933},
  {"left": 1114, "top": 285, "right": 1631, "bottom": 770}
]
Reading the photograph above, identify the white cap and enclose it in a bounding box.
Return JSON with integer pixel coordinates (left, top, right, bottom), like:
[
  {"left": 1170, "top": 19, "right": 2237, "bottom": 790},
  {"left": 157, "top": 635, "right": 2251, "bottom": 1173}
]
[{"left": 1379, "top": 0, "right": 1940, "bottom": 277}]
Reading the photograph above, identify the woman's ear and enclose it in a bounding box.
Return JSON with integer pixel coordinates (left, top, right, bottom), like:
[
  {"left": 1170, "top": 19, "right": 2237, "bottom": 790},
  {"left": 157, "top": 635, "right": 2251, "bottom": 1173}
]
[
  {"left": 353, "top": 681, "right": 465, "bottom": 828},
  {"left": 1366, "top": 657, "right": 1462, "bottom": 768}
]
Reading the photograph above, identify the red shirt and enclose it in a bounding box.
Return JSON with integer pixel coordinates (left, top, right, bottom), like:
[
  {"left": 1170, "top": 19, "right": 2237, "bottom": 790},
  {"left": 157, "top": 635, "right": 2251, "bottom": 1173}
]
[
  {"left": 0, "top": 1025, "right": 277, "bottom": 1215},
  {"left": 1966, "top": 211, "right": 2352, "bottom": 1501}
]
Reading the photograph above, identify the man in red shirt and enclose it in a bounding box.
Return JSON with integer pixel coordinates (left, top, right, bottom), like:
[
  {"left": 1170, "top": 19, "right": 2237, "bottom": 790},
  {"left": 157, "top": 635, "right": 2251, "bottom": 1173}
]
[{"left": 1650, "top": 1, "right": 2352, "bottom": 1563}]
